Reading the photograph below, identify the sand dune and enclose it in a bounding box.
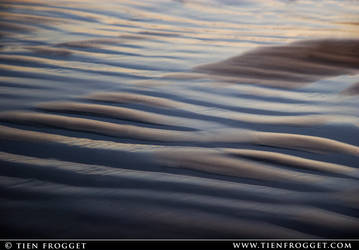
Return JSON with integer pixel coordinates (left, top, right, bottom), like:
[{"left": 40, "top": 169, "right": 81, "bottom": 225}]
[
  {"left": 194, "top": 39, "right": 359, "bottom": 88},
  {"left": 342, "top": 81, "right": 359, "bottom": 95}
]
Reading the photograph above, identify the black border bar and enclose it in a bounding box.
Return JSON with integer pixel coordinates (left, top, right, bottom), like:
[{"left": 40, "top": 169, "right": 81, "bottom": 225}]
[{"left": 1, "top": 240, "right": 359, "bottom": 250}]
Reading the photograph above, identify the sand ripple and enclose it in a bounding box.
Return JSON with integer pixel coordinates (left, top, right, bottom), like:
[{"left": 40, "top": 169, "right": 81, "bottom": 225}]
[{"left": 0, "top": 0, "right": 359, "bottom": 238}]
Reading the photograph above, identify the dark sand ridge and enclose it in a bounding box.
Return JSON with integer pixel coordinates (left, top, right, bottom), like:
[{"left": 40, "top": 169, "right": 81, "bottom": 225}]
[
  {"left": 85, "top": 92, "right": 359, "bottom": 126},
  {"left": 0, "top": 11, "right": 66, "bottom": 24},
  {"left": 193, "top": 39, "right": 359, "bottom": 89},
  {"left": 56, "top": 36, "right": 147, "bottom": 49},
  {"left": 27, "top": 47, "right": 73, "bottom": 57},
  {"left": 0, "top": 22, "right": 35, "bottom": 33},
  {"left": 0, "top": 54, "right": 155, "bottom": 77},
  {"left": 0, "top": 150, "right": 353, "bottom": 199},
  {"left": 0, "top": 111, "right": 359, "bottom": 156},
  {"left": 37, "top": 100, "right": 330, "bottom": 127},
  {"left": 1, "top": 124, "right": 359, "bottom": 237},
  {"left": 0, "top": 178, "right": 314, "bottom": 238},
  {"left": 0, "top": 119, "right": 355, "bottom": 177},
  {"left": 1, "top": 124, "right": 359, "bottom": 208},
  {"left": 0, "top": 125, "right": 334, "bottom": 202},
  {"left": 0, "top": 124, "right": 358, "bottom": 183},
  {"left": 342, "top": 81, "right": 359, "bottom": 95},
  {"left": 0, "top": 156, "right": 358, "bottom": 237},
  {"left": 36, "top": 101, "right": 215, "bottom": 130},
  {"left": 154, "top": 149, "right": 359, "bottom": 190},
  {"left": 223, "top": 148, "right": 359, "bottom": 178},
  {"left": 86, "top": 92, "right": 179, "bottom": 108}
]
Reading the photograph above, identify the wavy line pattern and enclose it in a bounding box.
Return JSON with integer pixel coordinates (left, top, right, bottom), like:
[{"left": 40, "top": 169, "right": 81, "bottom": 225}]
[{"left": 0, "top": 0, "right": 359, "bottom": 238}]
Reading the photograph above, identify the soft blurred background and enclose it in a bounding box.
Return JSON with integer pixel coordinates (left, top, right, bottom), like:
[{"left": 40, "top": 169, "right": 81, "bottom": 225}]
[{"left": 0, "top": 0, "right": 359, "bottom": 238}]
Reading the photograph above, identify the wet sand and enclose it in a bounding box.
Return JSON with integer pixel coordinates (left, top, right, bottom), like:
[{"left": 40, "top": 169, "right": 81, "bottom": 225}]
[
  {"left": 194, "top": 39, "right": 359, "bottom": 88},
  {"left": 0, "top": 0, "right": 359, "bottom": 238}
]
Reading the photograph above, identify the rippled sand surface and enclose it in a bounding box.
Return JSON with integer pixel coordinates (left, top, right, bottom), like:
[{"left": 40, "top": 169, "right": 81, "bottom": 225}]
[{"left": 0, "top": 0, "right": 359, "bottom": 238}]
